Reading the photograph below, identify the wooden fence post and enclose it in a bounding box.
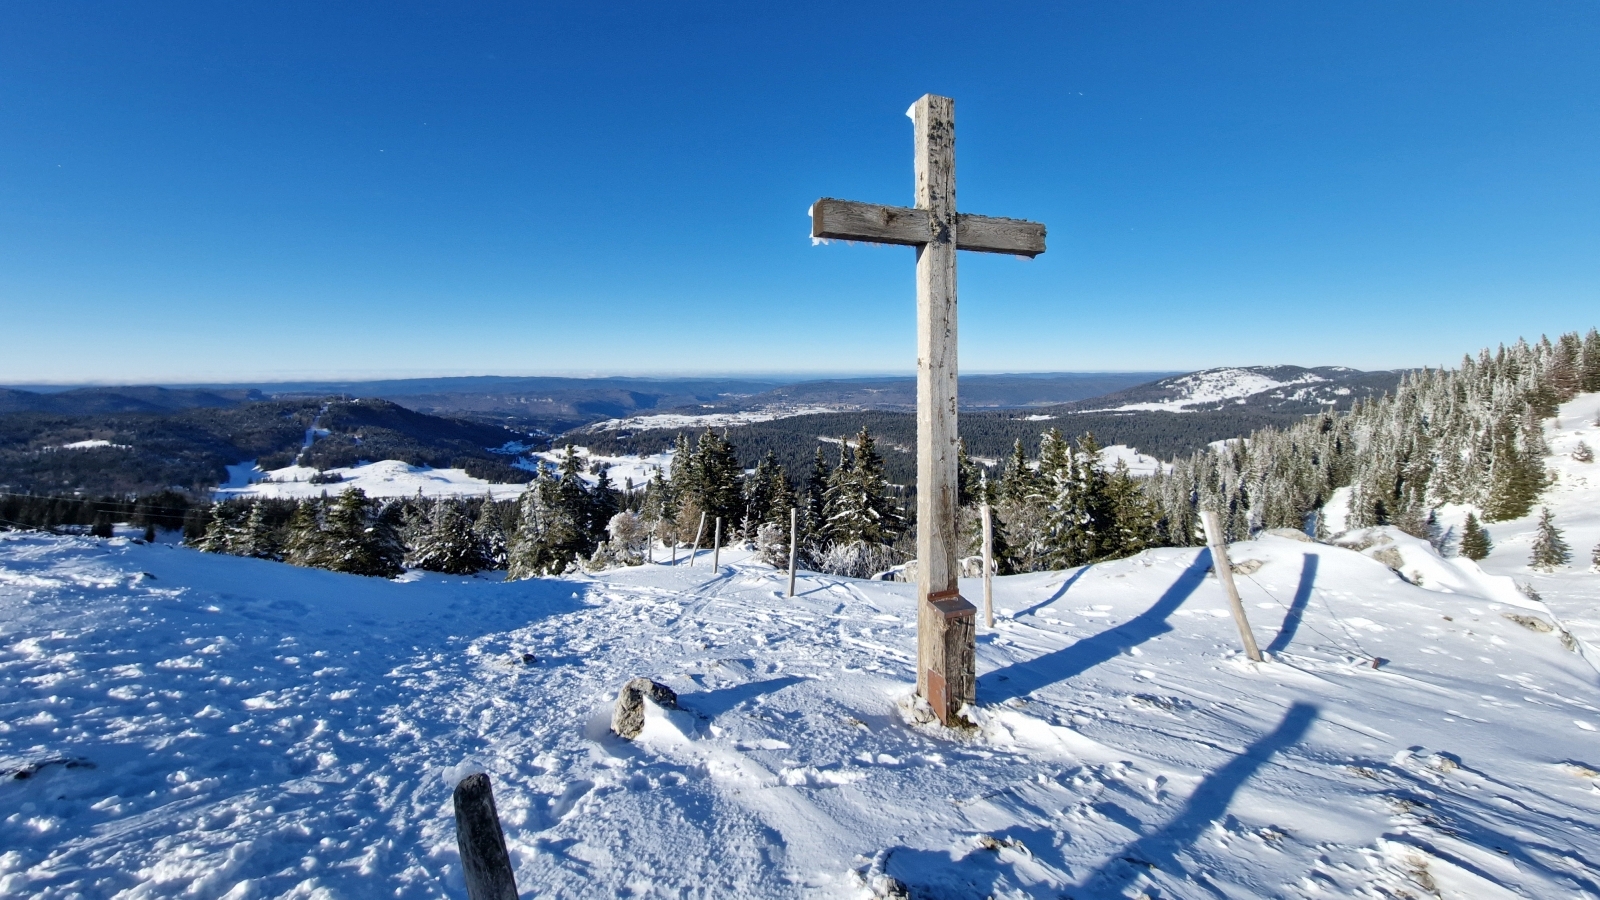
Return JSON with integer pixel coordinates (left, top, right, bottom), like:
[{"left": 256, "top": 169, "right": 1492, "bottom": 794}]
[
  {"left": 981, "top": 502, "right": 994, "bottom": 629},
  {"left": 712, "top": 516, "right": 722, "bottom": 570},
  {"left": 1199, "top": 509, "right": 1264, "bottom": 662},
  {"left": 787, "top": 506, "right": 798, "bottom": 598},
  {"left": 453, "top": 773, "right": 518, "bottom": 900},
  {"left": 688, "top": 512, "right": 706, "bottom": 567}
]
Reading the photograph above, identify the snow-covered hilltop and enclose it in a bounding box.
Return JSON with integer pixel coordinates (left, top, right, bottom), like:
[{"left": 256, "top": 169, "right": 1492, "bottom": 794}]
[
  {"left": 1074, "top": 365, "right": 1398, "bottom": 414},
  {"left": 3, "top": 397, "right": 1599, "bottom": 898}
]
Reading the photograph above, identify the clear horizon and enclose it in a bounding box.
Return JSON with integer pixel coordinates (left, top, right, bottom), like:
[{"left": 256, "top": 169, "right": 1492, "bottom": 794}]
[{"left": 3, "top": 3, "right": 1596, "bottom": 382}]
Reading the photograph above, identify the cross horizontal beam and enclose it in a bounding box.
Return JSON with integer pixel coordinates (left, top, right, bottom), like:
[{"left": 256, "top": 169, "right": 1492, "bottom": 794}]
[{"left": 810, "top": 198, "right": 1046, "bottom": 257}]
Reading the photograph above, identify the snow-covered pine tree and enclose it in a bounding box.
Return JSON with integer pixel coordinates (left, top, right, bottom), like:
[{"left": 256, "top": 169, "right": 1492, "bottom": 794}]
[
  {"left": 996, "top": 437, "right": 1048, "bottom": 572},
  {"left": 817, "top": 428, "right": 903, "bottom": 575},
  {"left": 1528, "top": 507, "right": 1571, "bottom": 571},
  {"left": 283, "top": 498, "right": 326, "bottom": 567},
  {"left": 1459, "top": 512, "right": 1492, "bottom": 560},
  {"left": 800, "top": 446, "right": 830, "bottom": 551},
  {"left": 741, "top": 451, "right": 792, "bottom": 539},
  {"left": 1592, "top": 539, "right": 1600, "bottom": 572},
  {"left": 1574, "top": 441, "right": 1594, "bottom": 463},
  {"left": 236, "top": 501, "right": 280, "bottom": 559},
  {"left": 591, "top": 464, "right": 620, "bottom": 541},
  {"left": 408, "top": 497, "right": 490, "bottom": 574},
  {"left": 320, "top": 488, "right": 403, "bottom": 578},
  {"left": 506, "top": 471, "right": 554, "bottom": 580},
  {"left": 1581, "top": 327, "right": 1600, "bottom": 392},
  {"left": 472, "top": 497, "right": 511, "bottom": 569},
  {"left": 196, "top": 502, "right": 246, "bottom": 554},
  {"left": 1104, "top": 458, "right": 1158, "bottom": 559}
]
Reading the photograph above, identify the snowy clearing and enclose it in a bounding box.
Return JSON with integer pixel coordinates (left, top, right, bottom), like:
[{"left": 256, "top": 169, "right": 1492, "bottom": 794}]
[
  {"left": 580, "top": 406, "right": 843, "bottom": 434},
  {"left": 1108, "top": 368, "right": 1328, "bottom": 412},
  {"left": 216, "top": 460, "right": 532, "bottom": 501},
  {"left": 4, "top": 523, "right": 1599, "bottom": 896}
]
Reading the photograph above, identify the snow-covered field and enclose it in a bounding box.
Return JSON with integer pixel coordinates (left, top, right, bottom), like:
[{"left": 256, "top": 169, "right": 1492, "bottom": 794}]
[
  {"left": 216, "top": 461, "right": 533, "bottom": 501},
  {"left": 581, "top": 406, "right": 842, "bottom": 434},
  {"left": 4, "top": 398, "right": 1599, "bottom": 898},
  {"left": 1108, "top": 368, "right": 1332, "bottom": 412},
  {"left": 216, "top": 450, "right": 674, "bottom": 502}
]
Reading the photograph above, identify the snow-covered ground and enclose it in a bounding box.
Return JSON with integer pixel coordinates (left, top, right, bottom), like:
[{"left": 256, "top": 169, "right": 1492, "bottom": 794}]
[
  {"left": 216, "top": 461, "right": 533, "bottom": 501},
  {"left": 5, "top": 537, "right": 1599, "bottom": 895},
  {"left": 525, "top": 448, "right": 674, "bottom": 490},
  {"left": 6, "top": 397, "right": 1600, "bottom": 898},
  {"left": 581, "top": 406, "right": 841, "bottom": 434},
  {"left": 1468, "top": 391, "right": 1600, "bottom": 649},
  {"left": 1109, "top": 368, "right": 1328, "bottom": 412},
  {"left": 1100, "top": 444, "right": 1168, "bottom": 477}
]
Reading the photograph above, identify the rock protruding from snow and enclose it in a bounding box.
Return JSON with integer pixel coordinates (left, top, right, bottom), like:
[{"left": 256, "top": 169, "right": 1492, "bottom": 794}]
[{"left": 611, "top": 678, "right": 680, "bottom": 740}]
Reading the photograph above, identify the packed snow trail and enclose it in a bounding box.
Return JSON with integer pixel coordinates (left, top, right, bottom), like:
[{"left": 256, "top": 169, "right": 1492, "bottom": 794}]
[{"left": 3, "top": 527, "right": 1600, "bottom": 898}]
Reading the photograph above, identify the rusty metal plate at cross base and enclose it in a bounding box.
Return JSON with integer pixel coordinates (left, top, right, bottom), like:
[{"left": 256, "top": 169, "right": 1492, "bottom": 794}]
[
  {"left": 927, "top": 668, "right": 948, "bottom": 721},
  {"left": 927, "top": 590, "right": 976, "bottom": 620}
]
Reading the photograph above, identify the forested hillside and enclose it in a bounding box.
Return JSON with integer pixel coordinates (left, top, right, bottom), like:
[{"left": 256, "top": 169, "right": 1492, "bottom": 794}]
[
  {"left": 1148, "top": 330, "right": 1600, "bottom": 544},
  {"left": 0, "top": 398, "right": 534, "bottom": 497}
]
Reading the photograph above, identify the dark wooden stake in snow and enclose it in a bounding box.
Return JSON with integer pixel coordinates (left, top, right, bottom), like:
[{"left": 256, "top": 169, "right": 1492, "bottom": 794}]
[
  {"left": 812, "top": 94, "right": 1046, "bottom": 725},
  {"left": 453, "top": 773, "right": 519, "bottom": 900}
]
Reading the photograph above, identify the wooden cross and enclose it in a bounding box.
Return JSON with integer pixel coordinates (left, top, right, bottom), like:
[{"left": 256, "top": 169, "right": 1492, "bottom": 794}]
[{"left": 811, "top": 94, "right": 1046, "bottom": 725}]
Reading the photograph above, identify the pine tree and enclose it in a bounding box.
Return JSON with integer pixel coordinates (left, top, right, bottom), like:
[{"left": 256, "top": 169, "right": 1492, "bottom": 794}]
[
  {"left": 591, "top": 464, "right": 620, "bottom": 542},
  {"left": 1459, "top": 512, "right": 1492, "bottom": 560},
  {"left": 995, "top": 437, "right": 1048, "bottom": 572},
  {"left": 236, "top": 501, "right": 280, "bottom": 559},
  {"left": 1592, "top": 539, "right": 1600, "bottom": 572},
  {"left": 1104, "top": 458, "right": 1158, "bottom": 559},
  {"left": 408, "top": 498, "right": 490, "bottom": 574},
  {"left": 956, "top": 437, "right": 981, "bottom": 507},
  {"left": 1528, "top": 507, "right": 1571, "bottom": 571},
  {"left": 741, "top": 451, "right": 792, "bottom": 538},
  {"left": 506, "top": 471, "right": 556, "bottom": 580},
  {"left": 320, "top": 488, "right": 403, "bottom": 577},
  {"left": 283, "top": 498, "right": 326, "bottom": 567},
  {"left": 801, "top": 445, "right": 830, "bottom": 548},
  {"left": 818, "top": 428, "right": 903, "bottom": 570},
  {"left": 472, "top": 499, "right": 510, "bottom": 568},
  {"left": 1573, "top": 441, "right": 1594, "bottom": 463},
  {"left": 1582, "top": 327, "right": 1600, "bottom": 392}
]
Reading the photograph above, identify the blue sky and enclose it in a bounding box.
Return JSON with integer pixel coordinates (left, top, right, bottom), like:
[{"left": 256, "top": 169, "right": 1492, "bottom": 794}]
[{"left": 2, "top": 2, "right": 1596, "bottom": 383}]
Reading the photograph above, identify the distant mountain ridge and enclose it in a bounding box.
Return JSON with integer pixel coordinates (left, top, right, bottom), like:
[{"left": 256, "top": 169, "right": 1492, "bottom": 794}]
[{"left": 0, "top": 386, "right": 265, "bottom": 415}]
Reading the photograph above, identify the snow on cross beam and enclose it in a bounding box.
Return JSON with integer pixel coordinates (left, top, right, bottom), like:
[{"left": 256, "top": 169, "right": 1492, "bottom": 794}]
[{"left": 811, "top": 94, "right": 1046, "bottom": 726}]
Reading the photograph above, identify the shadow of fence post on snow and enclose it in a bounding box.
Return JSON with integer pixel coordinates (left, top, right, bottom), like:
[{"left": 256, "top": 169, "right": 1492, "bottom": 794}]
[{"left": 453, "top": 773, "right": 519, "bottom": 900}]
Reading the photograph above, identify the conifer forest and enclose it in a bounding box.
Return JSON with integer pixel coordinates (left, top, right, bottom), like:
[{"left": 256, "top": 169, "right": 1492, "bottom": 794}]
[{"left": 181, "top": 329, "right": 1600, "bottom": 580}]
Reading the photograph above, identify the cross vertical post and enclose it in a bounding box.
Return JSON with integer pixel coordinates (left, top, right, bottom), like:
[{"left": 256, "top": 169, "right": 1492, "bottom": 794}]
[
  {"left": 810, "top": 94, "right": 1045, "bottom": 726},
  {"left": 910, "top": 95, "right": 976, "bottom": 724}
]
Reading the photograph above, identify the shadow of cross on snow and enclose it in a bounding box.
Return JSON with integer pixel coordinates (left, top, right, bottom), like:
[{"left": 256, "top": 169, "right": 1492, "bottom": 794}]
[
  {"left": 977, "top": 551, "right": 1213, "bottom": 704},
  {"left": 1266, "top": 553, "right": 1319, "bottom": 655},
  {"left": 1074, "top": 702, "right": 1319, "bottom": 896}
]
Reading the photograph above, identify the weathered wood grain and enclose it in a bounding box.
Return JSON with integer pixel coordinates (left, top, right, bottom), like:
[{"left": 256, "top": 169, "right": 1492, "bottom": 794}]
[
  {"left": 1200, "top": 510, "right": 1264, "bottom": 663},
  {"left": 453, "top": 773, "right": 519, "bottom": 900},
  {"left": 811, "top": 199, "right": 930, "bottom": 247},
  {"left": 957, "top": 213, "right": 1046, "bottom": 257},
  {"left": 810, "top": 199, "right": 1045, "bottom": 257},
  {"left": 787, "top": 506, "right": 798, "bottom": 598}
]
